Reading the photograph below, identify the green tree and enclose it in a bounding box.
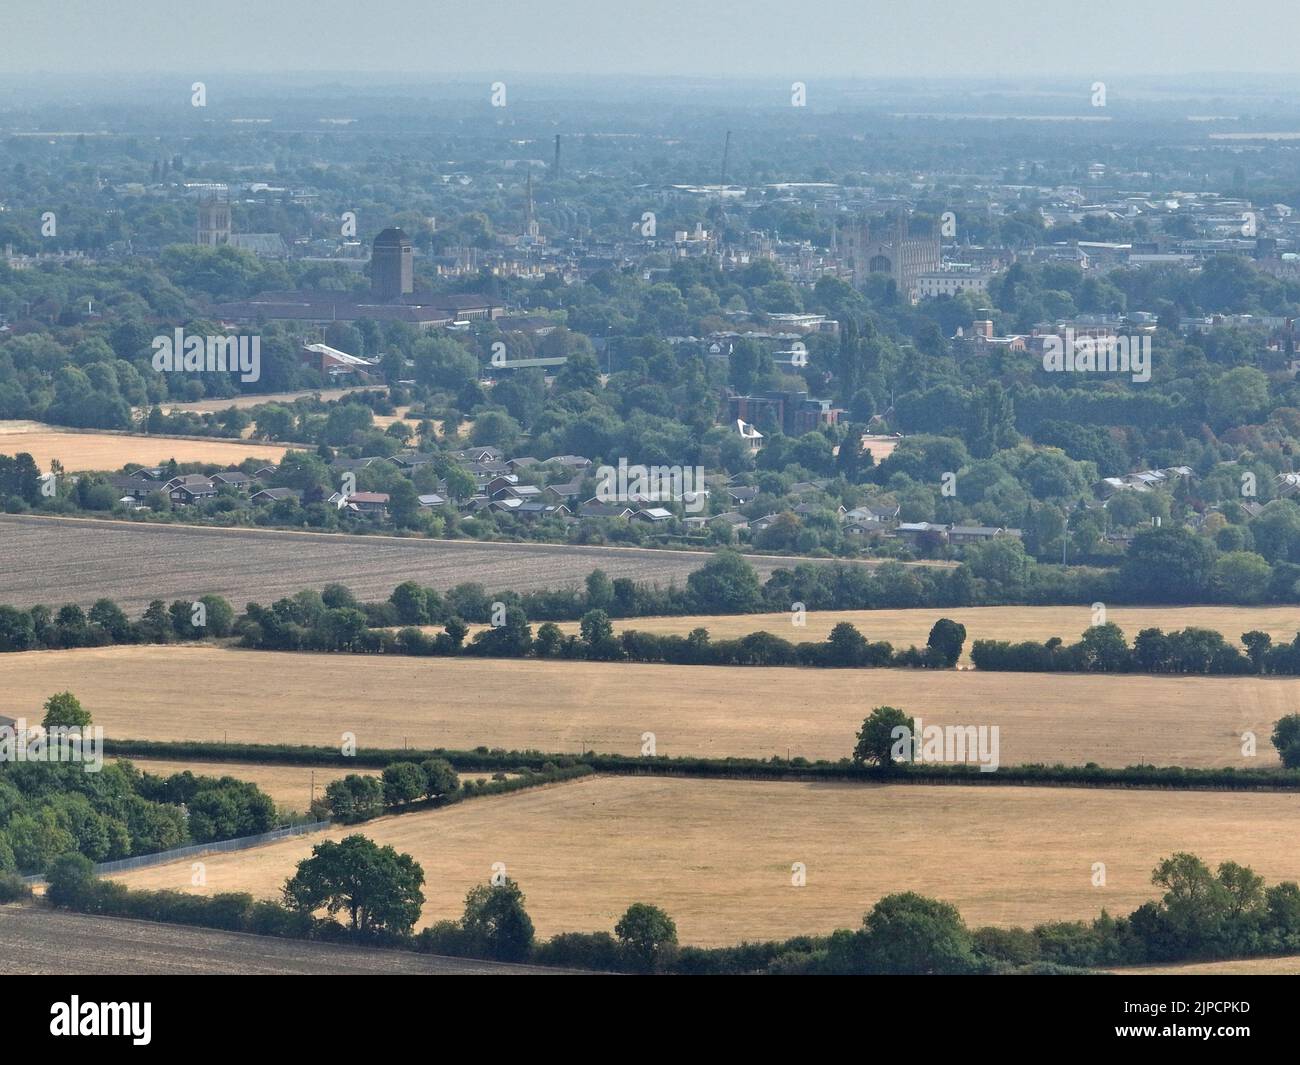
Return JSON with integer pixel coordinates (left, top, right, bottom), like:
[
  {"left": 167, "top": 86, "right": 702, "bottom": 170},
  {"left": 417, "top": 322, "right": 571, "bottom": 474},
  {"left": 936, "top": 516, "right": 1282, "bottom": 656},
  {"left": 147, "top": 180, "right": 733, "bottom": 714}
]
[
  {"left": 461, "top": 878, "right": 535, "bottom": 961},
  {"left": 1119, "top": 527, "right": 1217, "bottom": 604},
  {"left": 42, "top": 692, "right": 90, "bottom": 729},
  {"left": 853, "top": 706, "right": 915, "bottom": 767},
  {"left": 862, "top": 892, "right": 977, "bottom": 974},
  {"left": 1272, "top": 713, "right": 1300, "bottom": 769},
  {"left": 419, "top": 758, "right": 459, "bottom": 799},
  {"left": 615, "top": 902, "right": 679, "bottom": 973},
  {"left": 926, "top": 618, "right": 967, "bottom": 667},
  {"left": 283, "top": 834, "right": 425, "bottom": 936},
  {"left": 382, "top": 762, "right": 426, "bottom": 806},
  {"left": 686, "top": 551, "right": 762, "bottom": 613}
]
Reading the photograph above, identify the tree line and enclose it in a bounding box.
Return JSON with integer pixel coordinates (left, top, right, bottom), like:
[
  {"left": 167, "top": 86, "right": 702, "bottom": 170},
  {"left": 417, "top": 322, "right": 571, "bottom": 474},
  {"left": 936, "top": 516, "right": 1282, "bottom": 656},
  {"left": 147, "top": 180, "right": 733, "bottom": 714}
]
[{"left": 970, "top": 622, "right": 1300, "bottom": 677}]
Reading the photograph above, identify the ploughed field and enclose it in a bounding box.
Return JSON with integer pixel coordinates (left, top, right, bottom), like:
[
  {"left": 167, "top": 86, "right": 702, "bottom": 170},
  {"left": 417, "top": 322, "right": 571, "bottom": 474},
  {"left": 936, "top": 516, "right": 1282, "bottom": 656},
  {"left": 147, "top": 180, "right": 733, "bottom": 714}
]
[
  {"left": 0, "top": 904, "right": 562, "bottom": 975},
  {"left": 0, "top": 514, "right": 922, "bottom": 614},
  {"left": 1, "top": 645, "right": 1284, "bottom": 768},
  {"left": 0, "top": 420, "right": 288, "bottom": 471},
  {"left": 109, "top": 775, "right": 1300, "bottom": 948}
]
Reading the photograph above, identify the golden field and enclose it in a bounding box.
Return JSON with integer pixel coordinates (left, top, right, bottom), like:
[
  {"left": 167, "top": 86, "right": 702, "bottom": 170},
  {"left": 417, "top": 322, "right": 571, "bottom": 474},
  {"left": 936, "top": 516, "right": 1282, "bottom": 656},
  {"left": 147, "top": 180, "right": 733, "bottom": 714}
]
[
  {"left": 111, "top": 775, "right": 1300, "bottom": 947},
  {"left": 1, "top": 644, "right": 1287, "bottom": 767},
  {"left": 514, "top": 604, "right": 1300, "bottom": 664},
  {"left": 0, "top": 420, "right": 288, "bottom": 471},
  {"left": 1112, "top": 955, "right": 1300, "bottom": 975}
]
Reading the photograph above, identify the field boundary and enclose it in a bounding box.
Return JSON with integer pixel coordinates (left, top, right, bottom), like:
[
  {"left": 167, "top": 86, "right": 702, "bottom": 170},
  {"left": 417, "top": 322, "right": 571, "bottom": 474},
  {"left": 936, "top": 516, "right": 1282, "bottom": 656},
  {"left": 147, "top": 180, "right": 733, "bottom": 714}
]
[
  {"left": 21, "top": 819, "right": 330, "bottom": 886},
  {"left": 104, "top": 739, "right": 1300, "bottom": 792}
]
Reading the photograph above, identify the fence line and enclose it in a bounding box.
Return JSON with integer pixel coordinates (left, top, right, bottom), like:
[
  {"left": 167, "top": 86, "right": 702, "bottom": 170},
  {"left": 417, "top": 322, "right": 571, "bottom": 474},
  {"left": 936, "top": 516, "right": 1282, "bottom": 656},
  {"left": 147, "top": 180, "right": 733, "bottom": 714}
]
[{"left": 23, "top": 820, "right": 331, "bottom": 885}]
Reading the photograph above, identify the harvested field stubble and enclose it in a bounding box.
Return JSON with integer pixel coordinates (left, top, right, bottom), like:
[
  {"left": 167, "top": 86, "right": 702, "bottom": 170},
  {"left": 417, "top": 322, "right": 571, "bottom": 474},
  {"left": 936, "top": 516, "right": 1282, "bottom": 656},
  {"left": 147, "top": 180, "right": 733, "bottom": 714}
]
[
  {"left": 110, "top": 776, "right": 1300, "bottom": 947},
  {"left": 1, "top": 644, "right": 1284, "bottom": 768}
]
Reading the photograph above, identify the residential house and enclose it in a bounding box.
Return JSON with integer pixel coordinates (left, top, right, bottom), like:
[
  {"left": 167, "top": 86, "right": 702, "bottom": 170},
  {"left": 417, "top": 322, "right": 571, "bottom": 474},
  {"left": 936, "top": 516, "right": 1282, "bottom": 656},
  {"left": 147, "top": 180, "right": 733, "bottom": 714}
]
[
  {"left": 344, "top": 491, "right": 390, "bottom": 517},
  {"left": 251, "top": 488, "right": 303, "bottom": 504},
  {"left": 577, "top": 498, "right": 634, "bottom": 519},
  {"left": 210, "top": 471, "right": 252, "bottom": 491},
  {"left": 631, "top": 507, "right": 675, "bottom": 524}
]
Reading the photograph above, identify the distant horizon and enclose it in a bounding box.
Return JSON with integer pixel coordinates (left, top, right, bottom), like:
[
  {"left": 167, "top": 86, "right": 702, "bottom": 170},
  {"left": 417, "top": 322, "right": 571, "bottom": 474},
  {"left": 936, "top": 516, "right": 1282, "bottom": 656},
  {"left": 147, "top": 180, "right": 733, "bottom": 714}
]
[{"left": 4, "top": 1, "right": 1300, "bottom": 80}]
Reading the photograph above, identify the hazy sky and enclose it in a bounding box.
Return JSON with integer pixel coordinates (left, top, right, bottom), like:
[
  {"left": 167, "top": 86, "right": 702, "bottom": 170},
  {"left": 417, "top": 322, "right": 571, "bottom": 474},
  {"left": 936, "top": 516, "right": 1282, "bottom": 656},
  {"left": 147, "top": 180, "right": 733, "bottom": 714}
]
[{"left": 4, "top": 0, "right": 1299, "bottom": 79}]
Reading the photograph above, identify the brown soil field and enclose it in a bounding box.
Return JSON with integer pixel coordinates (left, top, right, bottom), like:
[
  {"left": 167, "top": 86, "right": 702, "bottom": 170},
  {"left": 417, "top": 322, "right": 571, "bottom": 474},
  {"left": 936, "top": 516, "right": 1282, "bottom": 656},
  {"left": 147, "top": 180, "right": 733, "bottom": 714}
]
[
  {"left": 1111, "top": 955, "right": 1300, "bottom": 975},
  {"left": 1, "top": 644, "right": 1284, "bottom": 768},
  {"left": 115, "top": 757, "right": 517, "bottom": 813},
  {"left": 110, "top": 776, "right": 1300, "bottom": 947},
  {"left": 510, "top": 604, "right": 1300, "bottom": 664},
  {"left": 0, "top": 904, "right": 563, "bottom": 974},
  {"left": 0, "top": 420, "right": 288, "bottom": 471},
  {"left": 0, "top": 513, "right": 932, "bottom": 614}
]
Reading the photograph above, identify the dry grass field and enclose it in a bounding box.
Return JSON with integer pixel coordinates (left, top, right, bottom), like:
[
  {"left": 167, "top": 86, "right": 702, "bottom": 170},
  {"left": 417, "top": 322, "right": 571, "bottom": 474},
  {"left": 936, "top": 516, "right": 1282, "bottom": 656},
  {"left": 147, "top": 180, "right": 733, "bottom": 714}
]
[
  {"left": 0, "top": 905, "right": 561, "bottom": 974},
  {"left": 0, "top": 513, "right": 923, "bottom": 613},
  {"left": 0, "top": 420, "right": 288, "bottom": 471},
  {"left": 1111, "top": 955, "right": 1300, "bottom": 975},
  {"left": 110, "top": 775, "right": 1300, "bottom": 947},
  {"left": 161, "top": 387, "right": 375, "bottom": 414},
  {"left": 860, "top": 434, "right": 900, "bottom": 462},
  {"left": 2, "top": 644, "right": 1285, "bottom": 768},
  {"left": 513, "top": 604, "right": 1300, "bottom": 663}
]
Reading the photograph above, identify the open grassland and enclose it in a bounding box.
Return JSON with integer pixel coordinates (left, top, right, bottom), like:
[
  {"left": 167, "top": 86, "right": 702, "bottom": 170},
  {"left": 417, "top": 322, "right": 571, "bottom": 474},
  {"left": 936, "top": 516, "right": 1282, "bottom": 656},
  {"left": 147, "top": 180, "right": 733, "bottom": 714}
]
[
  {"left": 110, "top": 775, "right": 1300, "bottom": 947},
  {"left": 2, "top": 645, "right": 1285, "bottom": 768},
  {"left": 511, "top": 604, "right": 1300, "bottom": 664},
  {"left": 0, "top": 420, "right": 288, "bottom": 471},
  {"left": 0, "top": 514, "right": 925, "bottom": 614},
  {"left": 0, "top": 905, "right": 560, "bottom": 974}
]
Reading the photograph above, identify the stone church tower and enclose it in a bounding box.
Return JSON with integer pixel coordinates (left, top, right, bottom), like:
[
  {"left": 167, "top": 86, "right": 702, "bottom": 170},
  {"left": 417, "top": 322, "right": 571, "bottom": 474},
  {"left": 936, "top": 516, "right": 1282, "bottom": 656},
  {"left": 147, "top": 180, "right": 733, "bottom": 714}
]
[{"left": 844, "top": 212, "right": 939, "bottom": 303}]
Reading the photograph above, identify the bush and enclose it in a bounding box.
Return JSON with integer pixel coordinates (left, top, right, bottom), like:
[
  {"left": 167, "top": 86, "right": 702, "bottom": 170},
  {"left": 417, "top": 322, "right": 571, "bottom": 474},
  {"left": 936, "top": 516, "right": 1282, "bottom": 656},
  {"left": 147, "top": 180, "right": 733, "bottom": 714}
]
[
  {"left": 0, "top": 871, "right": 32, "bottom": 902},
  {"left": 45, "top": 852, "right": 98, "bottom": 909},
  {"left": 533, "top": 931, "right": 624, "bottom": 971}
]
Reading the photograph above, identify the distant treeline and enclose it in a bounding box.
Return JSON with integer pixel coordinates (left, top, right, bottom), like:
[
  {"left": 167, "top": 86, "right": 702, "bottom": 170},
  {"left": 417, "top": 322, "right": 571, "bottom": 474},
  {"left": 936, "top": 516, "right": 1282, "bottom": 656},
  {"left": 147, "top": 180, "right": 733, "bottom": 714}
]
[
  {"left": 101, "top": 739, "right": 1300, "bottom": 793},
  {"left": 31, "top": 848, "right": 1300, "bottom": 974},
  {"left": 971, "top": 622, "right": 1300, "bottom": 677}
]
